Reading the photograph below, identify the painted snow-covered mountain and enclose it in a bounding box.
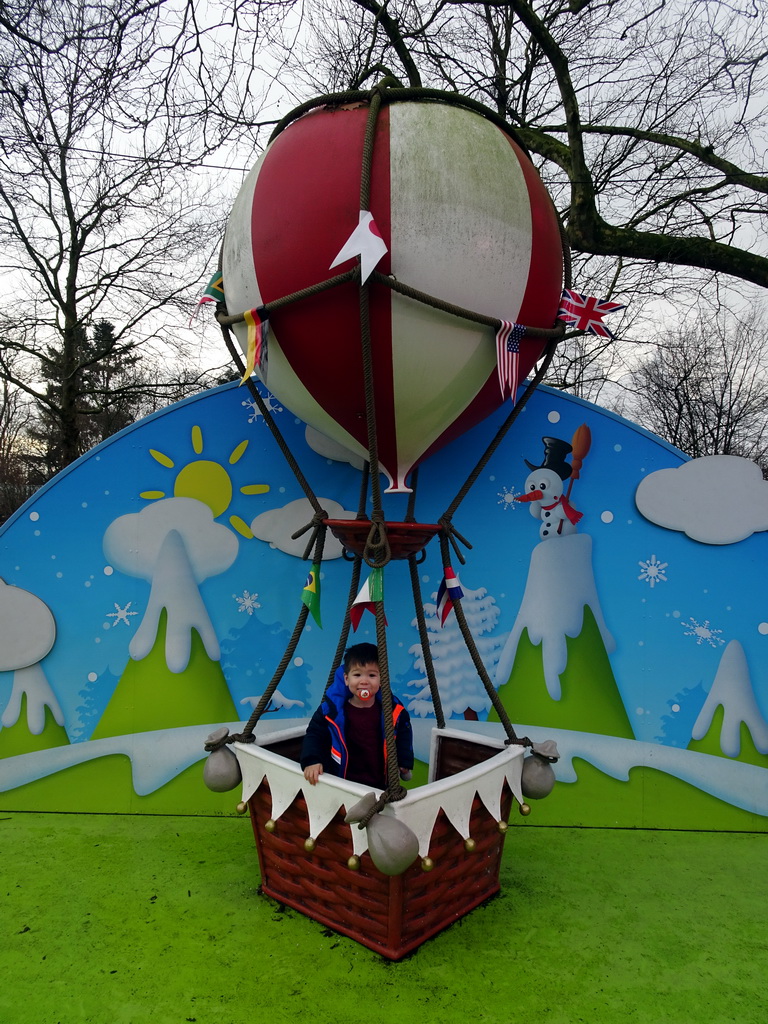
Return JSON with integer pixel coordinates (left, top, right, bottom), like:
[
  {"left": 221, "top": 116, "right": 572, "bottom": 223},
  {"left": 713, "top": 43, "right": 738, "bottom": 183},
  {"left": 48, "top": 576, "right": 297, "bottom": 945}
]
[
  {"left": 492, "top": 534, "right": 633, "bottom": 738},
  {"left": 688, "top": 639, "right": 768, "bottom": 767}
]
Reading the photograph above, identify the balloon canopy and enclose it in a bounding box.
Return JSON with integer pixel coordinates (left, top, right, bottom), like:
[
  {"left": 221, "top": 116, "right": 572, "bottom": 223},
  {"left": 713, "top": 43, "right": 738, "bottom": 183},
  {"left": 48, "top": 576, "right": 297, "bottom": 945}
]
[{"left": 223, "top": 95, "right": 564, "bottom": 492}]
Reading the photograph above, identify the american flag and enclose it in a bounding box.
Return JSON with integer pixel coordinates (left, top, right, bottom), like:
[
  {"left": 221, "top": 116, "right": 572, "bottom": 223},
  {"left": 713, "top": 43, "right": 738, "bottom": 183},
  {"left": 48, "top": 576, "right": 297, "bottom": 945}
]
[
  {"left": 557, "top": 289, "right": 625, "bottom": 338},
  {"left": 496, "top": 320, "right": 525, "bottom": 400},
  {"left": 436, "top": 567, "right": 464, "bottom": 627}
]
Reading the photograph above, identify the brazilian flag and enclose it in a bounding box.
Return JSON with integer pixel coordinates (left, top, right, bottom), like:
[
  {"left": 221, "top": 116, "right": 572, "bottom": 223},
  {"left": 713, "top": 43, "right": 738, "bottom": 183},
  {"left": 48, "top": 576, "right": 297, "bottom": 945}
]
[{"left": 301, "top": 563, "right": 322, "bottom": 627}]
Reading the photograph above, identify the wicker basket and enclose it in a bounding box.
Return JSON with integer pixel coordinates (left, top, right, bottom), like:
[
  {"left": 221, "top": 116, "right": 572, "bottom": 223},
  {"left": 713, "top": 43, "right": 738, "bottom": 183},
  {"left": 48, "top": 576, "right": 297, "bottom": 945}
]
[{"left": 235, "top": 726, "right": 524, "bottom": 959}]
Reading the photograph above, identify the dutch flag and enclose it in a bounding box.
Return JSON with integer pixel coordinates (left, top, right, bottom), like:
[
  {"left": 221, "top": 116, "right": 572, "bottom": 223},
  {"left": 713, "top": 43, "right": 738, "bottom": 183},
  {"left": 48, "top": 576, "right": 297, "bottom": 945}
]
[{"left": 436, "top": 567, "right": 464, "bottom": 627}]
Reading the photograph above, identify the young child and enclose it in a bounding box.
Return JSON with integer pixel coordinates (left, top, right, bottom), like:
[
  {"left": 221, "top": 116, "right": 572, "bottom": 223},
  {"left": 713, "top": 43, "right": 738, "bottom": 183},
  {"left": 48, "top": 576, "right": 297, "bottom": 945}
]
[{"left": 301, "top": 642, "right": 414, "bottom": 789}]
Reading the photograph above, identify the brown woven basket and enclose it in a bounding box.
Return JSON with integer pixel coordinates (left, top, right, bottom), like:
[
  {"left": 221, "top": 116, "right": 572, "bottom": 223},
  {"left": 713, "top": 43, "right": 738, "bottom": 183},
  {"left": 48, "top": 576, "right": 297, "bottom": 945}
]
[{"left": 247, "top": 774, "right": 513, "bottom": 959}]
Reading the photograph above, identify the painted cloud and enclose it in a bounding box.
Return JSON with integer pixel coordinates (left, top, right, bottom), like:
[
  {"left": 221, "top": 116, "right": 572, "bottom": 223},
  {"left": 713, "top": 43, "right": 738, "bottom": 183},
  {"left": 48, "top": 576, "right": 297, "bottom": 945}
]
[
  {"left": 635, "top": 455, "right": 768, "bottom": 544},
  {"left": 104, "top": 497, "right": 238, "bottom": 582},
  {"left": 250, "top": 497, "right": 355, "bottom": 558},
  {"left": 304, "top": 425, "right": 366, "bottom": 471}
]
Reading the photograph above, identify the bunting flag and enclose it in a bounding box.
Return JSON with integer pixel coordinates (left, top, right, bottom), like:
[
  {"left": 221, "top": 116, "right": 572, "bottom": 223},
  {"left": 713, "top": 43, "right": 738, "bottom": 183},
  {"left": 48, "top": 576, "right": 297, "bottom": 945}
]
[
  {"left": 495, "top": 320, "right": 524, "bottom": 400},
  {"left": 239, "top": 306, "right": 269, "bottom": 384},
  {"left": 301, "top": 563, "right": 322, "bottom": 628},
  {"left": 350, "top": 568, "right": 386, "bottom": 631},
  {"left": 330, "top": 210, "right": 388, "bottom": 284},
  {"left": 189, "top": 271, "right": 225, "bottom": 324},
  {"left": 557, "top": 289, "right": 625, "bottom": 338},
  {"left": 436, "top": 566, "right": 464, "bottom": 627}
]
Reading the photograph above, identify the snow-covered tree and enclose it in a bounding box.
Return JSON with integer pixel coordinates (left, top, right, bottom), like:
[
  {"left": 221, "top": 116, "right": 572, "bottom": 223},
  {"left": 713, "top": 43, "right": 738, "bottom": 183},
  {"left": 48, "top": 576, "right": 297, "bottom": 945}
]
[
  {"left": 406, "top": 583, "right": 507, "bottom": 720},
  {"left": 655, "top": 683, "right": 707, "bottom": 749}
]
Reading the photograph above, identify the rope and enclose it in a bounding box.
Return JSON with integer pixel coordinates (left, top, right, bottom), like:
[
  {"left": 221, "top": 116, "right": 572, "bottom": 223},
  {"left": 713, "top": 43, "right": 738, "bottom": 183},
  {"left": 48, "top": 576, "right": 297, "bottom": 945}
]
[
  {"left": 408, "top": 553, "right": 446, "bottom": 729},
  {"left": 216, "top": 269, "right": 357, "bottom": 327},
  {"left": 360, "top": 85, "right": 383, "bottom": 211},
  {"left": 219, "top": 319, "right": 326, "bottom": 517},
  {"left": 217, "top": 78, "right": 566, "bottom": 767},
  {"left": 234, "top": 605, "right": 309, "bottom": 743},
  {"left": 358, "top": 253, "right": 383, "bottom": 516},
  {"left": 376, "top": 600, "right": 407, "bottom": 803},
  {"left": 323, "top": 463, "right": 370, "bottom": 695},
  {"left": 439, "top": 333, "right": 561, "bottom": 536},
  {"left": 371, "top": 271, "right": 564, "bottom": 340},
  {"left": 268, "top": 86, "right": 532, "bottom": 157},
  {"left": 437, "top": 533, "right": 530, "bottom": 749},
  {"left": 404, "top": 466, "right": 419, "bottom": 523},
  {"left": 231, "top": 508, "right": 328, "bottom": 741}
]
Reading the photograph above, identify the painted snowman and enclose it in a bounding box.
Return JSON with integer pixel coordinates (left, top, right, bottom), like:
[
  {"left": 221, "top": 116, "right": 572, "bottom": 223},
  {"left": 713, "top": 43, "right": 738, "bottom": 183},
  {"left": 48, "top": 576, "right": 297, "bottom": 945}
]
[{"left": 515, "top": 437, "right": 583, "bottom": 540}]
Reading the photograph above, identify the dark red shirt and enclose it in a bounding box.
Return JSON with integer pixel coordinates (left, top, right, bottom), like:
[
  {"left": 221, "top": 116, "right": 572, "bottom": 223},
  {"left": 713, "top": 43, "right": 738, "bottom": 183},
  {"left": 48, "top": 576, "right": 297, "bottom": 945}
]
[{"left": 344, "top": 703, "right": 385, "bottom": 788}]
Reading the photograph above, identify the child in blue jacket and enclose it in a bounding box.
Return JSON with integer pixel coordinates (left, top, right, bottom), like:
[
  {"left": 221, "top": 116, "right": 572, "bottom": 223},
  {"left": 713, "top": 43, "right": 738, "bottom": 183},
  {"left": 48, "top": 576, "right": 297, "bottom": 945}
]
[{"left": 301, "top": 642, "right": 413, "bottom": 789}]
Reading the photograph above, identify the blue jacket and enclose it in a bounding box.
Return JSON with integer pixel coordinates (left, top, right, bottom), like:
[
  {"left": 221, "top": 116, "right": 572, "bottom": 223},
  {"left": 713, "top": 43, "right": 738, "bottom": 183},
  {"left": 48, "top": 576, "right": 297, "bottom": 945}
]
[{"left": 300, "top": 667, "right": 413, "bottom": 783}]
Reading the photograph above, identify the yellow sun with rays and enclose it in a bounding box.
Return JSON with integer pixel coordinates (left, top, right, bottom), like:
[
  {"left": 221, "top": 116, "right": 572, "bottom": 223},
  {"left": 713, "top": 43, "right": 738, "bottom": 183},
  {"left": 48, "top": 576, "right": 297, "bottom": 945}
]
[{"left": 139, "top": 425, "right": 269, "bottom": 539}]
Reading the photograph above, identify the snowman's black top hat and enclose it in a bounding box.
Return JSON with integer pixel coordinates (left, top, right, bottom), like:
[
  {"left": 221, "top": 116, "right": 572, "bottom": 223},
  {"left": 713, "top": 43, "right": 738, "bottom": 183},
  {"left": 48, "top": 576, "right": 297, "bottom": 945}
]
[{"left": 524, "top": 436, "right": 573, "bottom": 480}]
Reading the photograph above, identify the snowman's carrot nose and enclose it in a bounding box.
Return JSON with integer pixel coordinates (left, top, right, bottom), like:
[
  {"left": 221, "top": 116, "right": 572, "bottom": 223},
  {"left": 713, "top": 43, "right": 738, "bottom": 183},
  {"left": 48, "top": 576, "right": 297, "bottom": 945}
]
[{"left": 515, "top": 490, "right": 543, "bottom": 503}]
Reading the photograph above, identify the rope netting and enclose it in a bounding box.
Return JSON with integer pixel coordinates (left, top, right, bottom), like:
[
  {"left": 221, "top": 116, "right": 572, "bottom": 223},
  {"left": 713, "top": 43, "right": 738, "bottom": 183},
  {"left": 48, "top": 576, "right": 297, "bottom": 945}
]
[{"left": 209, "top": 81, "right": 569, "bottom": 799}]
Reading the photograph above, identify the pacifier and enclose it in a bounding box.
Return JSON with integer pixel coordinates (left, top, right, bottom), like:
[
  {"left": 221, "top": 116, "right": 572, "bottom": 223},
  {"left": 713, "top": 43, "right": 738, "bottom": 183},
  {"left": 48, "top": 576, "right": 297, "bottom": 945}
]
[{"left": 359, "top": 688, "right": 371, "bottom": 700}]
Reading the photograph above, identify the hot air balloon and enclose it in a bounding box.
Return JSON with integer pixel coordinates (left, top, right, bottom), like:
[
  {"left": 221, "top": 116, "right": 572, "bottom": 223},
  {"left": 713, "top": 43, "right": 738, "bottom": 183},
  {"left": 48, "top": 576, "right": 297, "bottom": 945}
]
[
  {"left": 207, "top": 84, "right": 564, "bottom": 960},
  {"left": 222, "top": 93, "right": 564, "bottom": 492}
]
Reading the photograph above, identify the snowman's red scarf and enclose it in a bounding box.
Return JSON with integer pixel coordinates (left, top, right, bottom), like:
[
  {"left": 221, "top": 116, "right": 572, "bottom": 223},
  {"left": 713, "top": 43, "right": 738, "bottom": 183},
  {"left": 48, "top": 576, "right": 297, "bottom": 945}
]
[{"left": 541, "top": 495, "right": 583, "bottom": 525}]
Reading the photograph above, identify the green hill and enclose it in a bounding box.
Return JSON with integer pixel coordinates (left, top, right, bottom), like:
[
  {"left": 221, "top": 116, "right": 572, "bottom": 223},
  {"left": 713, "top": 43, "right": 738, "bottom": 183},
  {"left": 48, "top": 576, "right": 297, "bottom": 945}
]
[
  {"left": 491, "top": 606, "right": 634, "bottom": 738},
  {"left": 513, "top": 755, "right": 768, "bottom": 833},
  {"left": 92, "top": 609, "right": 238, "bottom": 740},
  {"left": 0, "top": 696, "right": 70, "bottom": 759},
  {"left": 688, "top": 704, "right": 768, "bottom": 768}
]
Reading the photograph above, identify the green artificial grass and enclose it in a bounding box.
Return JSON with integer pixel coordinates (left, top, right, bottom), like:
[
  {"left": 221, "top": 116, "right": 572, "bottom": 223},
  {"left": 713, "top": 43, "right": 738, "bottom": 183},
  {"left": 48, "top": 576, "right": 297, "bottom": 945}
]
[{"left": 2, "top": 812, "right": 766, "bottom": 1024}]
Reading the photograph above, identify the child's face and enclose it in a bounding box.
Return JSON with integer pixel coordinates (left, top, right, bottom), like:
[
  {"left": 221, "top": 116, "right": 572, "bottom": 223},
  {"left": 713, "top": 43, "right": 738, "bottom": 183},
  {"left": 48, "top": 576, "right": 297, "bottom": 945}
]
[{"left": 344, "top": 661, "right": 381, "bottom": 703}]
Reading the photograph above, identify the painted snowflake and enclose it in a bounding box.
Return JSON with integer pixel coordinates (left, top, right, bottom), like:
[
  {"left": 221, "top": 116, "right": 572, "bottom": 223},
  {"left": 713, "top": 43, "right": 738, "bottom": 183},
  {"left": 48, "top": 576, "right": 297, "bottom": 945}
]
[
  {"left": 638, "top": 554, "right": 668, "bottom": 588},
  {"left": 496, "top": 485, "right": 520, "bottom": 510},
  {"left": 106, "top": 602, "right": 138, "bottom": 627},
  {"left": 234, "top": 590, "right": 261, "bottom": 615},
  {"left": 242, "top": 394, "right": 283, "bottom": 423},
  {"left": 681, "top": 617, "right": 724, "bottom": 648}
]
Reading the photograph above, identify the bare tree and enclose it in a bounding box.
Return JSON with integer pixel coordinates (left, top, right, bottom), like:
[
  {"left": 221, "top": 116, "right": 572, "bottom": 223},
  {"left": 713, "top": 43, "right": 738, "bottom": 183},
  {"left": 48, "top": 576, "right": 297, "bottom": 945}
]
[
  {"left": 627, "top": 310, "right": 768, "bottom": 468},
  {"left": 248, "top": 0, "right": 767, "bottom": 401},
  {"left": 4, "top": 0, "right": 767, "bottom": 438},
  {"left": 264, "top": 1, "right": 767, "bottom": 303},
  {"left": 0, "top": 364, "right": 41, "bottom": 522},
  {"left": 18, "top": 318, "right": 221, "bottom": 477},
  {"left": 0, "top": 0, "right": 270, "bottom": 469}
]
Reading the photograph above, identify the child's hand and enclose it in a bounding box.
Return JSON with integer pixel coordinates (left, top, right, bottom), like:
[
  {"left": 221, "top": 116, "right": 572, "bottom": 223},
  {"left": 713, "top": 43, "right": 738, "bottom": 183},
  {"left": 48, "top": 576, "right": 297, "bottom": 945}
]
[
  {"left": 304, "top": 763, "right": 324, "bottom": 785},
  {"left": 399, "top": 768, "right": 413, "bottom": 781}
]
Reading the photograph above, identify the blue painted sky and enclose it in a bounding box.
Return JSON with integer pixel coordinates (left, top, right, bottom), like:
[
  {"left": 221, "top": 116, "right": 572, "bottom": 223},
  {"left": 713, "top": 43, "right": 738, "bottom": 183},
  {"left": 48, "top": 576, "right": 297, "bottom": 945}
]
[{"left": 1, "top": 380, "right": 766, "bottom": 751}]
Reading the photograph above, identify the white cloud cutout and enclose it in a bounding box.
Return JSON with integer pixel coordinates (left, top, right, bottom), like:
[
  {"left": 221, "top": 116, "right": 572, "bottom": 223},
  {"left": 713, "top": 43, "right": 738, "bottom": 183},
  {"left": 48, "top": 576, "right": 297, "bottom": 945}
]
[
  {"left": 305, "top": 426, "right": 366, "bottom": 471},
  {"left": 0, "top": 577, "right": 56, "bottom": 670},
  {"left": 250, "top": 497, "right": 355, "bottom": 558},
  {"left": 635, "top": 455, "right": 768, "bottom": 544},
  {"left": 103, "top": 497, "right": 239, "bottom": 581}
]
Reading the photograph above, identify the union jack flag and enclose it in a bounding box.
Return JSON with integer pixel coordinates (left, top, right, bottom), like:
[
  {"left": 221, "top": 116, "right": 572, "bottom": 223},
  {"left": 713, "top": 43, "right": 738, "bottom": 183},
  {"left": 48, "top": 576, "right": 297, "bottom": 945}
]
[
  {"left": 557, "top": 290, "right": 624, "bottom": 338},
  {"left": 496, "top": 320, "right": 525, "bottom": 400}
]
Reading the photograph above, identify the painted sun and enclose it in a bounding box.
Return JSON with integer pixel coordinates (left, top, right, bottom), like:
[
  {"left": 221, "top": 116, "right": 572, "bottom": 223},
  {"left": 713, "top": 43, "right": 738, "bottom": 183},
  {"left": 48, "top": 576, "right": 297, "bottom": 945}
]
[{"left": 139, "top": 425, "right": 269, "bottom": 539}]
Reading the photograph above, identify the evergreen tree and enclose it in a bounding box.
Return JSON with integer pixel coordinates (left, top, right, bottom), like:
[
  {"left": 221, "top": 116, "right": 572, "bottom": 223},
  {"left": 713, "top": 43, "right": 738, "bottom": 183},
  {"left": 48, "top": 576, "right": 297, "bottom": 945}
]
[
  {"left": 405, "top": 583, "right": 507, "bottom": 720},
  {"left": 28, "top": 320, "right": 140, "bottom": 476}
]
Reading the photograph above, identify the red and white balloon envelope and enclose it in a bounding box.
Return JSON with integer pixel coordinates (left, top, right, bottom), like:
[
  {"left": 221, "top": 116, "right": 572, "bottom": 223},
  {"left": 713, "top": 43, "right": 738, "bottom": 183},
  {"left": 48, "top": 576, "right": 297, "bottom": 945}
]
[{"left": 223, "top": 100, "right": 564, "bottom": 492}]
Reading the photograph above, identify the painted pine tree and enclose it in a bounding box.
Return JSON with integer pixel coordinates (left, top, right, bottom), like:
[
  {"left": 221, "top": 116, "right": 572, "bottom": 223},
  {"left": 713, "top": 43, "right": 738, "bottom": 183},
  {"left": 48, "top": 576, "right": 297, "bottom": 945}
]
[{"left": 405, "top": 583, "right": 507, "bottom": 720}]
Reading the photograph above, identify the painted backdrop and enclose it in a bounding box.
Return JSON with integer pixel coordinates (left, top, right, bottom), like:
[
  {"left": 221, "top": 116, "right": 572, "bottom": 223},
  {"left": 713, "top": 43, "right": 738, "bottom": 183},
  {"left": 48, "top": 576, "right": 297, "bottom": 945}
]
[{"left": 1, "top": 381, "right": 766, "bottom": 829}]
